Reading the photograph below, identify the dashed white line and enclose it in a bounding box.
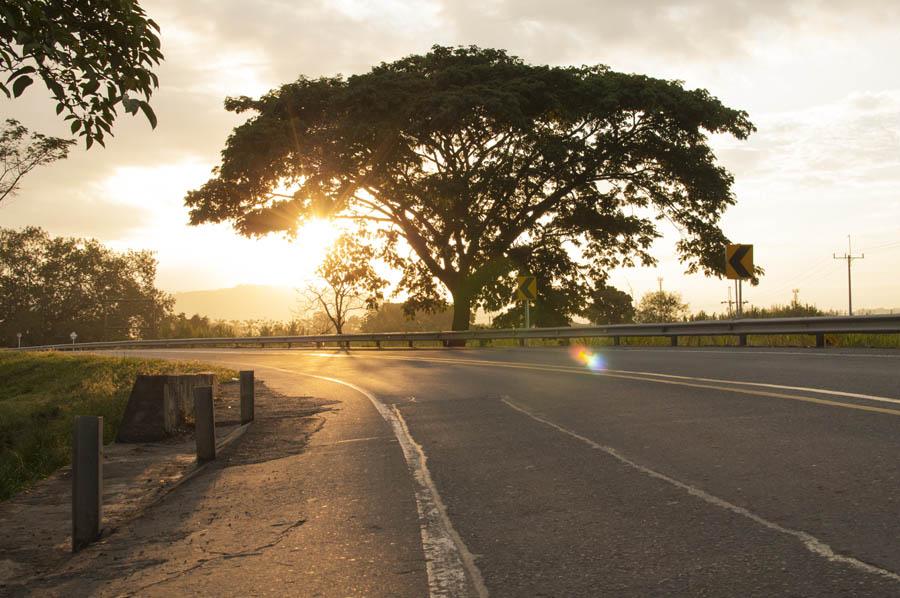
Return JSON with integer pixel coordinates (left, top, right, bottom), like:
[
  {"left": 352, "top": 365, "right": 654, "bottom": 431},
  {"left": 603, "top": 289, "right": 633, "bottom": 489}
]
[{"left": 501, "top": 396, "right": 900, "bottom": 584}]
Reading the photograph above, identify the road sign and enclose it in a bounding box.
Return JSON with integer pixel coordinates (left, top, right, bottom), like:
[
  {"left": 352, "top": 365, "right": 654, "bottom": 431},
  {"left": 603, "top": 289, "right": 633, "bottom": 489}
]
[
  {"left": 725, "top": 244, "right": 753, "bottom": 279},
  {"left": 516, "top": 276, "right": 537, "bottom": 301},
  {"left": 70, "top": 331, "right": 78, "bottom": 344}
]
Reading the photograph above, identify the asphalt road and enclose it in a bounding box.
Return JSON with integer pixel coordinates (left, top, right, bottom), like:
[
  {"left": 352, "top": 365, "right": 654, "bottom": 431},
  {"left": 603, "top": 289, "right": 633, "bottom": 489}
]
[{"left": 119, "top": 346, "right": 900, "bottom": 597}]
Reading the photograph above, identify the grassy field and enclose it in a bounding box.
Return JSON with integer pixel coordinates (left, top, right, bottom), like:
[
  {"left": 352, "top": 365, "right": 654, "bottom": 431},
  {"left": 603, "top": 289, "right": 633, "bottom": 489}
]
[{"left": 0, "top": 351, "right": 235, "bottom": 502}]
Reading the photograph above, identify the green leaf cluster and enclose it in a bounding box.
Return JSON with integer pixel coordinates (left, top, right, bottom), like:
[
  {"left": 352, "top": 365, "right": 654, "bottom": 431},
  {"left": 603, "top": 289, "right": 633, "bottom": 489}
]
[{"left": 0, "top": 0, "right": 163, "bottom": 148}]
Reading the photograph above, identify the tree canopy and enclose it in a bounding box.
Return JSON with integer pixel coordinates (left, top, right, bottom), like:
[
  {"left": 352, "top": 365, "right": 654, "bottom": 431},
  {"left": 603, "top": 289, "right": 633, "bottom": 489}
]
[
  {"left": 186, "top": 45, "right": 754, "bottom": 330},
  {"left": 0, "top": 227, "right": 172, "bottom": 345},
  {"left": 0, "top": 0, "right": 163, "bottom": 148},
  {"left": 305, "top": 233, "right": 387, "bottom": 334},
  {"left": 634, "top": 290, "right": 689, "bottom": 323}
]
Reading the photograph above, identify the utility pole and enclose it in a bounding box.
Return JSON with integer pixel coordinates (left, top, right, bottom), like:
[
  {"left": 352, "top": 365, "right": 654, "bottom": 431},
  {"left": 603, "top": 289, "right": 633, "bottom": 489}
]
[
  {"left": 791, "top": 289, "right": 799, "bottom": 306},
  {"left": 657, "top": 277, "right": 663, "bottom": 293},
  {"left": 721, "top": 286, "right": 734, "bottom": 317},
  {"left": 833, "top": 235, "right": 864, "bottom": 315}
]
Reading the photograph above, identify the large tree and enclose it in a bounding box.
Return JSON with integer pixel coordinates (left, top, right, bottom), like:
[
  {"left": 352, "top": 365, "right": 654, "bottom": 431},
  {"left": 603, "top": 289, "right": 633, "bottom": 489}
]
[
  {"left": 0, "top": 0, "right": 163, "bottom": 148},
  {"left": 186, "top": 46, "right": 754, "bottom": 331},
  {"left": 0, "top": 227, "right": 173, "bottom": 345}
]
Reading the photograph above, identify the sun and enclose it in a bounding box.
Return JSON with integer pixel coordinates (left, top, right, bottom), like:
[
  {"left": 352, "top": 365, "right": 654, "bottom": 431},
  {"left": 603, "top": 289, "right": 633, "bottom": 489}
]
[{"left": 297, "top": 217, "right": 343, "bottom": 250}]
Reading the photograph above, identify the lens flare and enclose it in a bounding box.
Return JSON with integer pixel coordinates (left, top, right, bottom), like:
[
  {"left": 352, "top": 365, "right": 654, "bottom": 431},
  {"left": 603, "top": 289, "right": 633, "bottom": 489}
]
[{"left": 569, "top": 344, "right": 606, "bottom": 372}]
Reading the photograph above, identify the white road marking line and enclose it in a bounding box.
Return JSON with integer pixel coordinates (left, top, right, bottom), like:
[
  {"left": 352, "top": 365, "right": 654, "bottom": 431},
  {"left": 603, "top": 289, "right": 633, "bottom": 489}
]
[
  {"left": 598, "top": 347, "right": 900, "bottom": 359},
  {"left": 262, "top": 366, "right": 488, "bottom": 598},
  {"left": 323, "top": 352, "right": 900, "bottom": 410},
  {"left": 501, "top": 397, "right": 900, "bottom": 584}
]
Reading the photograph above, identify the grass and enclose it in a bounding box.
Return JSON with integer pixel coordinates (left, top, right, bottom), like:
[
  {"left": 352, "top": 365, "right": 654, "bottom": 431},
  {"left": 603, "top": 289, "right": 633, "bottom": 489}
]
[{"left": 0, "top": 351, "right": 236, "bottom": 502}]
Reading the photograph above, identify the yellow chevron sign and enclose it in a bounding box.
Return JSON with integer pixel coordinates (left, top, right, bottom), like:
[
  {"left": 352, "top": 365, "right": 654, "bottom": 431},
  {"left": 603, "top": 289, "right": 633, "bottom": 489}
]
[
  {"left": 516, "top": 276, "right": 537, "bottom": 301},
  {"left": 726, "top": 244, "right": 754, "bottom": 279}
]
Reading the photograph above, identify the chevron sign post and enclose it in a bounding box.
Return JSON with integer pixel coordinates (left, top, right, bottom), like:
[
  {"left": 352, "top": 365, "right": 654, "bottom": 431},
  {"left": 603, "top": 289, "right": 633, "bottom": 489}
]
[
  {"left": 516, "top": 276, "right": 537, "bottom": 329},
  {"left": 725, "top": 244, "right": 753, "bottom": 317}
]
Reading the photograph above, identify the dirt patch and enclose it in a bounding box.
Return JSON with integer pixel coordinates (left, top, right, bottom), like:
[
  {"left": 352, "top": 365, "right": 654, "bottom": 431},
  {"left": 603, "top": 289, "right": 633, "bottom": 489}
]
[{"left": 0, "top": 379, "right": 329, "bottom": 592}]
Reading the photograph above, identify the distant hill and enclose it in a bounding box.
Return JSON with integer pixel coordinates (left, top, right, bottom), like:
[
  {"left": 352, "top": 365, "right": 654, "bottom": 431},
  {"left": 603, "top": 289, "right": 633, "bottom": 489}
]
[{"left": 172, "top": 285, "right": 299, "bottom": 321}]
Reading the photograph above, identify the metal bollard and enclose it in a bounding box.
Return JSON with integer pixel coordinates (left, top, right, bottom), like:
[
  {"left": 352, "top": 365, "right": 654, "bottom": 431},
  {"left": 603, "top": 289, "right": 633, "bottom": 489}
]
[
  {"left": 194, "top": 386, "right": 216, "bottom": 461},
  {"left": 239, "top": 370, "right": 255, "bottom": 424},
  {"left": 72, "top": 416, "right": 103, "bottom": 552}
]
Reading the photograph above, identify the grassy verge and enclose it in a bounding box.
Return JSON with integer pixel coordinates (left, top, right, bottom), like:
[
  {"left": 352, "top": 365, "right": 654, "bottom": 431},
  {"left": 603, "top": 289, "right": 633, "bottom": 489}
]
[{"left": 0, "top": 351, "right": 236, "bottom": 502}]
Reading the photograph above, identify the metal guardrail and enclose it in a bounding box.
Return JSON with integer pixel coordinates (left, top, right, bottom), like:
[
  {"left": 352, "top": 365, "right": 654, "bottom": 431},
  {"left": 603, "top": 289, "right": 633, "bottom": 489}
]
[{"left": 16, "top": 314, "right": 900, "bottom": 351}]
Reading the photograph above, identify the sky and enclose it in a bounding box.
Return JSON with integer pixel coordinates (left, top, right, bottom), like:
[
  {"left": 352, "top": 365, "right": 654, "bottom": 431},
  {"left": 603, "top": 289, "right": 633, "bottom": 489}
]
[{"left": 3, "top": 0, "right": 900, "bottom": 316}]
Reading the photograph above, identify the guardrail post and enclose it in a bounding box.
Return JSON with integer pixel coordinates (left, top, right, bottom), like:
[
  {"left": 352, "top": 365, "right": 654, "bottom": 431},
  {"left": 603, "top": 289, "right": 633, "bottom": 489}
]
[
  {"left": 518, "top": 338, "right": 526, "bottom": 347},
  {"left": 408, "top": 340, "right": 414, "bottom": 349},
  {"left": 738, "top": 334, "right": 748, "bottom": 347},
  {"left": 316, "top": 341, "right": 322, "bottom": 349},
  {"left": 613, "top": 336, "right": 620, "bottom": 346},
  {"left": 670, "top": 335, "right": 678, "bottom": 347},
  {"left": 815, "top": 333, "right": 826, "bottom": 348},
  {"left": 376, "top": 340, "right": 382, "bottom": 349},
  {"left": 193, "top": 387, "right": 216, "bottom": 462},
  {"left": 72, "top": 415, "right": 103, "bottom": 552},
  {"left": 240, "top": 370, "right": 254, "bottom": 424}
]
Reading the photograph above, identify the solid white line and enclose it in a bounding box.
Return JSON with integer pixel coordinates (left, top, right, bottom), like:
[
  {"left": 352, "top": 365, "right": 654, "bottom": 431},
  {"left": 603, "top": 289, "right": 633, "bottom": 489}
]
[
  {"left": 261, "top": 366, "right": 488, "bottom": 598},
  {"left": 597, "top": 347, "right": 900, "bottom": 359},
  {"left": 316, "top": 352, "right": 900, "bottom": 408},
  {"left": 501, "top": 397, "right": 900, "bottom": 584}
]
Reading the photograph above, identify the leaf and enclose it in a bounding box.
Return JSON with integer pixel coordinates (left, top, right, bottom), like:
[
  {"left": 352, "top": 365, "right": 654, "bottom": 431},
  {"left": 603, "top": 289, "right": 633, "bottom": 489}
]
[
  {"left": 6, "top": 65, "right": 36, "bottom": 83},
  {"left": 55, "top": 103, "right": 64, "bottom": 115},
  {"left": 12, "top": 75, "right": 33, "bottom": 98},
  {"left": 138, "top": 101, "right": 157, "bottom": 128},
  {"left": 71, "top": 120, "right": 81, "bottom": 134}
]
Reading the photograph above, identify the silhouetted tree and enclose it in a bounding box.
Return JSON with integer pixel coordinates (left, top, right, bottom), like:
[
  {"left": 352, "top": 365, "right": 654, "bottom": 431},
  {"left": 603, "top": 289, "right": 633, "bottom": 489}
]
[
  {"left": 305, "top": 234, "right": 386, "bottom": 334},
  {"left": 583, "top": 283, "right": 635, "bottom": 324},
  {"left": 0, "top": 227, "right": 172, "bottom": 345},
  {"left": 0, "top": 119, "right": 73, "bottom": 204},
  {"left": 635, "top": 290, "right": 689, "bottom": 323},
  {"left": 186, "top": 45, "right": 754, "bottom": 330},
  {"left": 0, "top": 0, "right": 163, "bottom": 147}
]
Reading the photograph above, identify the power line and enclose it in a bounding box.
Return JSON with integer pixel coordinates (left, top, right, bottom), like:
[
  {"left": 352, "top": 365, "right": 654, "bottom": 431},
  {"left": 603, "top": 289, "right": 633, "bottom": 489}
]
[{"left": 833, "top": 235, "right": 864, "bottom": 316}]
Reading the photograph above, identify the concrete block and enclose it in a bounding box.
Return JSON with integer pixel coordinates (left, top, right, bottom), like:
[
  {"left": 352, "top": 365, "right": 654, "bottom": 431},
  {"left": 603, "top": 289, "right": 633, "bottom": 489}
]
[{"left": 117, "top": 373, "right": 217, "bottom": 442}]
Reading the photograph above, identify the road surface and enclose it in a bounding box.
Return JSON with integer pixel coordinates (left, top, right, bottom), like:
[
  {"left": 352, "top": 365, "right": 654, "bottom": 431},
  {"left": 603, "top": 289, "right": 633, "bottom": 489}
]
[{"left": 116, "top": 346, "right": 900, "bottom": 596}]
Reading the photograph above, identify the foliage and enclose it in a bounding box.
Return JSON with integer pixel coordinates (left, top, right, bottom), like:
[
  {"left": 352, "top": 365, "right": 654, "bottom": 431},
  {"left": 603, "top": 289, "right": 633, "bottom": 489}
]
[
  {"left": 185, "top": 45, "right": 755, "bottom": 330},
  {"left": 689, "top": 302, "right": 830, "bottom": 321},
  {"left": 635, "top": 290, "right": 689, "bottom": 323},
  {"left": 0, "top": 227, "right": 173, "bottom": 346},
  {"left": 0, "top": 351, "right": 235, "bottom": 501},
  {"left": 486, "top": 233, "right": 587, "bottom": 328},
  {"left": 360, "top": 302, "right": 453, "bottom": 332},
  {"left": 0, "top": 119, "right": 73, "bottom": 203},
  {"left": 304, "top": 233, "right": 387, "bottom": 334},
  {"left": 583, "top": 283, "right": 635, "bottom": 324},
  {"left": 0, "top": 0, "right": 163, "bottom": 148}
]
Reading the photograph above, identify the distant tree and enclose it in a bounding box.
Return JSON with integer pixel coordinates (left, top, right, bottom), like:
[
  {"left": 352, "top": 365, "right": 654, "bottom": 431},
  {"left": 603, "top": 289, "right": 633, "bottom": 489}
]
[
  {"left": 583, "top": 283, "right": 635, "bottom": 325},
  {"left": 0, "top": 119, "right": 73, "bottom": 204},
  {"left": 0, "top": 227, "right": 173, "bottom": 345},
  {"left": 305, "top": 234, "right": 386, "bottom": 334},
  {"left": 635, "top": 290, "right": 689, "bottom": 323},
  {"left": 185, "top": 45, "right": 755, "bottom": 331},
  {"left": 0, "top": 0, "right": 163, "bottom": 148}
]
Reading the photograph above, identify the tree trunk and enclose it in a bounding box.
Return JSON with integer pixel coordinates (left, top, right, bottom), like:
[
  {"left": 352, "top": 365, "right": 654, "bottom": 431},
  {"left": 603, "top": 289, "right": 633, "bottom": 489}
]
[{"left": 447, "top": 291, "right": 472, "bottom": 347}]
